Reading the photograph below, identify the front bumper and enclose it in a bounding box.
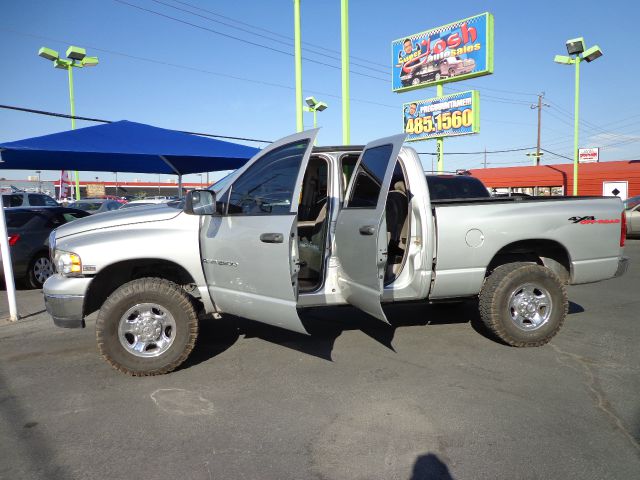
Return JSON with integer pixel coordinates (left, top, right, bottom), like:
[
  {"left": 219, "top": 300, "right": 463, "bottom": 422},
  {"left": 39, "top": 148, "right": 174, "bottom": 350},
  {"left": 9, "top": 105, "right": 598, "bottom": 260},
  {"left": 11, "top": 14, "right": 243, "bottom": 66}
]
[
  {"left": 43, "top": 274, "right": 93, "bottom": 328},
  {"left": 614, "top": 256, "right": 630, "bottom": 278}
]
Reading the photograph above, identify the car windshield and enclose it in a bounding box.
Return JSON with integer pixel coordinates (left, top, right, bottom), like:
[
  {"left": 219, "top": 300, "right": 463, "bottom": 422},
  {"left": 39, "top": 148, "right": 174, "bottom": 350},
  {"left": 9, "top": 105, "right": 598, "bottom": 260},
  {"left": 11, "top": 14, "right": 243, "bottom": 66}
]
[
  {"left": 208, "top": 170, "right": 238, "bottom": 195},
  {"left": 73, "top": 202, "right": 103, "bottom": 211},
  {"left": 623, "top": 196, "right": 640, "bottom": 210}
]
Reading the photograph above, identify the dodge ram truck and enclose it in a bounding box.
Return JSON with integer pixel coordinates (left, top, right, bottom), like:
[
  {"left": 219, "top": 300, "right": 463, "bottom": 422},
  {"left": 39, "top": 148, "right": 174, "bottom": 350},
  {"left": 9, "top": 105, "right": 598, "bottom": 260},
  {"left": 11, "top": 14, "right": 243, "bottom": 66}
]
[{"left": 44, "top": 130, "right": 629, "bottom": 375}]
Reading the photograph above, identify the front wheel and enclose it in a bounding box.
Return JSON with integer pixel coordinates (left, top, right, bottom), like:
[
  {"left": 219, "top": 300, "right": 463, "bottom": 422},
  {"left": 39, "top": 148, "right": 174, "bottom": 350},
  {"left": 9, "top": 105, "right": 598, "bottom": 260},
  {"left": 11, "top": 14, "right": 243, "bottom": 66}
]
[
  {"left": 479, "top": 263, "right": 568, "bottom": 347},
  {"left": 96, "top": 278, "right": 198, "bottom": 376},
  {"left": 27, "top": 252, "right": 54, "bottom": 289}
]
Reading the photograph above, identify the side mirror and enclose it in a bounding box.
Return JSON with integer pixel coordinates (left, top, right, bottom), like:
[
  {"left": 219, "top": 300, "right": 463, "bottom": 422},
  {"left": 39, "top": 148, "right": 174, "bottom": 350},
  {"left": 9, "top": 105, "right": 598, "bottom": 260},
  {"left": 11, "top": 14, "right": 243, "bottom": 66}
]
[{"left": 184, "top": 189, "right": 217, "bottom": 215}]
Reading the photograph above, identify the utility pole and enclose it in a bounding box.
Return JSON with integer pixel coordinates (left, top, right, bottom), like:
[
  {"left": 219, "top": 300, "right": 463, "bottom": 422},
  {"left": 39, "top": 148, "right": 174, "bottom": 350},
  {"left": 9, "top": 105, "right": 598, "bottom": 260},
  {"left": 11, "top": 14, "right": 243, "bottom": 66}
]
[{"left": 530, "top": 92, "right": 549, "bottom": 166}]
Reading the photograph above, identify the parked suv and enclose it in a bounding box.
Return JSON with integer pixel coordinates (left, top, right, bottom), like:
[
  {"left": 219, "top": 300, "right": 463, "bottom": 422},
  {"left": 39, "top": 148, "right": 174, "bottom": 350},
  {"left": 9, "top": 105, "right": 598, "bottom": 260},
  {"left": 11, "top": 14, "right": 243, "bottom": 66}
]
[{"left": 2, "top": 192, "right": 59, "bottom": 208}]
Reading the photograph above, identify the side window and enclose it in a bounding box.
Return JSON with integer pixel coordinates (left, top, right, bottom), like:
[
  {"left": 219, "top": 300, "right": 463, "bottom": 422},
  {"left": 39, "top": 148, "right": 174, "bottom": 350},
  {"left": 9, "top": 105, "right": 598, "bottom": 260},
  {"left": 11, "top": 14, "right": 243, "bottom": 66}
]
[
  {"left": 107, "top": 202, "right": 120, "bottom": 211},
  {"left": 227, "top": 139, "right": 309, "bottom": 215},
  {"left": 3, "top": 194, "right": 23, "bottom": 207},
  {"left": 340, "top": 154, "right": 359, "bottom": 195},
  {"left": 44, "top": 196, "right": 59, "bottom": 206},
  {"left": 347, "top": 144, "right": 393, "bottom": 208},
  {"left": 28, "top": 194, "right": 46, "bottom": 206}
]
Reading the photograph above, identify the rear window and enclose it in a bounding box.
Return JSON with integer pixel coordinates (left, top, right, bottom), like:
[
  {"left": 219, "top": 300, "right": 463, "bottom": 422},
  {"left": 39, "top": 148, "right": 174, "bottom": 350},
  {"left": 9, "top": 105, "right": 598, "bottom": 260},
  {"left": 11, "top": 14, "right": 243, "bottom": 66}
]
[
  {"left": 5, "top": 211, "right": 36, "bottom": 228},
  {"left": 426, "top": 176, "right": 490, "bottom": 200}
]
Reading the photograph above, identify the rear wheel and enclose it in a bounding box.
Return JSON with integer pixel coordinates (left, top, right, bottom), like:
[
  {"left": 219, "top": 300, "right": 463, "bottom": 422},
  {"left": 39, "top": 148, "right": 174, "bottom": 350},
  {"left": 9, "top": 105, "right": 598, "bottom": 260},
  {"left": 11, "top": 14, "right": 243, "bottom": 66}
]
[
  {"left": 27, "top": 252, "right": 54, "bottom": 289},
  {"left": 96, "top": 278, "right": 198, "bottom": 376},
  {"left": 479, "top": 262, "right": 568, "bottom": 346}
]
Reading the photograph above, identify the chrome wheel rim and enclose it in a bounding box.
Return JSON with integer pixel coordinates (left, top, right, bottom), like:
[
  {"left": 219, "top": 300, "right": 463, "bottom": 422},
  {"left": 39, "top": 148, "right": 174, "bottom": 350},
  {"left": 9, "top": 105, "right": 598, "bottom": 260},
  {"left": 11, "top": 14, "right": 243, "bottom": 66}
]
[
  {"left": 33, "top": 257, "right": 54, "bottom": 285},
  {"left": 118, "top": 303, "right": 176, "bottom": 358},
  {"left": 508, "top": 283, "right": 553, "bottom": 331}
]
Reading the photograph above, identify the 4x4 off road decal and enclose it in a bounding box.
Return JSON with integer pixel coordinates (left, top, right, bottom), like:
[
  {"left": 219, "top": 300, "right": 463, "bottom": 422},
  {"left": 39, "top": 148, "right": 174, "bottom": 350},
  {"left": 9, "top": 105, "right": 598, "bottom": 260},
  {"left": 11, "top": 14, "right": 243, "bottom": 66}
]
[{"left": 568, "top": 216, "right": 620, "bottom": 224}]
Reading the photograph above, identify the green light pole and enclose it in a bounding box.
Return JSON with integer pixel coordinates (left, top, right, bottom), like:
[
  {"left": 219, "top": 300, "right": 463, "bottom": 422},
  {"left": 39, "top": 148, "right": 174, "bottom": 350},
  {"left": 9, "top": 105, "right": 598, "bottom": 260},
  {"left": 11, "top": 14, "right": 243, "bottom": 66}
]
[
  {"left": 38, "top": 46, "right": 99, "bottom": 200},
  {"left": 554, "top": 38, "right": 603, "bottom": 196},
  {"left": 341, "top": 0, "right": 350, "bottom": 144},
  {"left": 293, "top": 0, "right": 303, "bottom": 132}
]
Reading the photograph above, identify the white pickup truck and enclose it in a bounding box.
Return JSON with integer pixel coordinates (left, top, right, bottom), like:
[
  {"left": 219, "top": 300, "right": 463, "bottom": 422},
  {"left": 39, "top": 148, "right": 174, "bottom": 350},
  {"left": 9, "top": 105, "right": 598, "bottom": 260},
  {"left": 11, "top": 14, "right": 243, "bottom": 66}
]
[{"left": 44, "top": 130, "right": 629, "bottom": 375}]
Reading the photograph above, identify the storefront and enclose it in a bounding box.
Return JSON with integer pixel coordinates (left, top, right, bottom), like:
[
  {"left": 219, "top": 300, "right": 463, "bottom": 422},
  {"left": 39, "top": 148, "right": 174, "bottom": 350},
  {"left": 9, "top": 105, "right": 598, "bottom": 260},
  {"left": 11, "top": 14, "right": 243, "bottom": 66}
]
[{"left": 470, "top": 160, "right": 640, "bottom": 199}]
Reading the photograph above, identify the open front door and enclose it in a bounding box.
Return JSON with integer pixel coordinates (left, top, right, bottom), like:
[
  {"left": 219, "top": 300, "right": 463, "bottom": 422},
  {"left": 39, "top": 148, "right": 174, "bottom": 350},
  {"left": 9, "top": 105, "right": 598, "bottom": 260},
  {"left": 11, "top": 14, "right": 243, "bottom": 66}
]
[
  {"left": 200, "top": 130, "right": 318, "bottom": 334},
  {"left": 334, "top": 134, "right": 407, "bottom": 323}
]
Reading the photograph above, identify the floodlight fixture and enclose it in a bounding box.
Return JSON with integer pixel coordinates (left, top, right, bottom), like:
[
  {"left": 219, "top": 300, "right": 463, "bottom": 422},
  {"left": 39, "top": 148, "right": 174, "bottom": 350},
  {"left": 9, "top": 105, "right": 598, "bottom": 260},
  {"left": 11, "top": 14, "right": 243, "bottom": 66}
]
[
  {"left": 315, "top": 101, "right": 328, "bottom": 112},
  {"left": 305, "top": 96, "right": 317, "bottom": 108},
  {"left": 565, "top": 37, "right": 585, "bottom": 55},
  {"left": 66, "top": 46, "right": 86, "bottom": 61},
  {"left": 554, "top": 55, "right": 573, "bottom": 65},
  {"left": 82, "top": 56, "right": 99, "bottom": 67},
  {"left": 54, "top": 59, "right": 72, "bottom": 69},
  {"left": 582, "top": 45, "right": 603, "bottom": 63},
  {"left": 38, "top": 47, "right": 59, "bottom": 61}
]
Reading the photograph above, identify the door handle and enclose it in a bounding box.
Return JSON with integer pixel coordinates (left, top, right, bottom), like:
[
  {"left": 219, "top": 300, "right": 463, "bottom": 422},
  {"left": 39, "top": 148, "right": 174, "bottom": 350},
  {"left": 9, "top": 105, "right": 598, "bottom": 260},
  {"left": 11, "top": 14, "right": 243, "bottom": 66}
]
[
  {"left": 359, "top": 225, "right": 376, "bottom": 236},
  {"left": 260, "top": 233, "right": 284, "bottom": 243}
]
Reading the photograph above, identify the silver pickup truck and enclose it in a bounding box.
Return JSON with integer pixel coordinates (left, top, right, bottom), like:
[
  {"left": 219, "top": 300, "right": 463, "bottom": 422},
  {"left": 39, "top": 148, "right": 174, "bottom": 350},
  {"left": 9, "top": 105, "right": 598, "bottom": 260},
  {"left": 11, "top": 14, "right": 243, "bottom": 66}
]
[{"left": 43, "top": 130, "right": 629, "bottom": 376}]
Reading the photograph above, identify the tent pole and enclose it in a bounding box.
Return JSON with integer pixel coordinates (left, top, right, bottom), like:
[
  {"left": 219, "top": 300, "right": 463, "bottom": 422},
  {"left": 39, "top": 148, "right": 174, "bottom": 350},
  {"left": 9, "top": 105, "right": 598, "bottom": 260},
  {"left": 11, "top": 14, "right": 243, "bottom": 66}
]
[
  {"left": 0, "top": 204, "right": 18, "bottom": 321},
  {"left": 178, "top": 175, "right": 183, "bottom": 198}
]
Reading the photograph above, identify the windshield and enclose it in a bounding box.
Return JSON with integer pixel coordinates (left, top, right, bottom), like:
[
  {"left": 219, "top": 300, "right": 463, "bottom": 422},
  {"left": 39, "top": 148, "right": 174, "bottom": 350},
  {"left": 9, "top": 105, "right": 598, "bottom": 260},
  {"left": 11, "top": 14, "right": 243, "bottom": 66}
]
[
  {"left": 73, "top": 202, "right": 102, "bottom": 211},
  {"left": 208, "top": 170, "right": 239, "bottom": 194},
  {"left": 623, "top": 196, "right": 640, "bottom": 210}
]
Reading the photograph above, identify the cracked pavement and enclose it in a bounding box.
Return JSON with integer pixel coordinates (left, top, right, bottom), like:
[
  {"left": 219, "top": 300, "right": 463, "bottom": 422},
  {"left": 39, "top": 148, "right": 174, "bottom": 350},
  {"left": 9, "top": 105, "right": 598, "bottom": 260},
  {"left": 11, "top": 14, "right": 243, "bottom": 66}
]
[{"left": 1, "top": 241, "right": 639, "bottom": 479}]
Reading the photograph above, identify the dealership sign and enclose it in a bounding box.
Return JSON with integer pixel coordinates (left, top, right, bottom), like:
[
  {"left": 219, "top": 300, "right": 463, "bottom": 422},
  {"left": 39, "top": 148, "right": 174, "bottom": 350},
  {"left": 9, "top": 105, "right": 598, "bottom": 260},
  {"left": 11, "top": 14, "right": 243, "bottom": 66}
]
[
  {"left": 392, "top": 12, "right": 494, "bottom": 92},
  {"left": 579, "top": 148, "right": 599, "bottom": 163},
  {"left": 403, "top": 90, "right": 480, "bottom": 141}
]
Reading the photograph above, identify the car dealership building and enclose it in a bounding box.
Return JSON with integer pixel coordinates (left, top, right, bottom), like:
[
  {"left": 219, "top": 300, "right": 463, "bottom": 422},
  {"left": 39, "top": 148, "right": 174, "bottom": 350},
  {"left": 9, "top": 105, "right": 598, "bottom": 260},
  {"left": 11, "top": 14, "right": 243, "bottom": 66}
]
[{"left": 470, "top": 160, "right": 640, "bottom": 199}]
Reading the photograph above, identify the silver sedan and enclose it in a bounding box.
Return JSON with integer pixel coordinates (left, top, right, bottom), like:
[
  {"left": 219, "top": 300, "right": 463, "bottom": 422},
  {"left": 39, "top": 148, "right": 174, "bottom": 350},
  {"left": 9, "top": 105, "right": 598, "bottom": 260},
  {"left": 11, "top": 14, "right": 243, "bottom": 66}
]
[{"left": 624, "top": 195, "right": 640, "bottom": 237}]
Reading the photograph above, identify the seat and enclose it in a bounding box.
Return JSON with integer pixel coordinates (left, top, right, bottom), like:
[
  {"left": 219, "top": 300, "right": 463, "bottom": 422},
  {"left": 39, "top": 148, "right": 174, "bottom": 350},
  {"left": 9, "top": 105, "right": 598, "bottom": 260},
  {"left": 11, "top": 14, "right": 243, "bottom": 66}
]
[{"left": 385, "top": 181, "right": 409, "bottom": 282}]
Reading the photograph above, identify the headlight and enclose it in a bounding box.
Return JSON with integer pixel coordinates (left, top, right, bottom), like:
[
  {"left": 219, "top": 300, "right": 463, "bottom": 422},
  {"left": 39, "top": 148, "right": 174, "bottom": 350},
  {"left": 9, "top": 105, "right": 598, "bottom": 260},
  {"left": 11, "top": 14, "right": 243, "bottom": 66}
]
[
  {"left": 48, "top": 231, "right": 56, "bottom": 259},
  {"left": 54, "top": 250, "right": 82, "bottom": 276}
]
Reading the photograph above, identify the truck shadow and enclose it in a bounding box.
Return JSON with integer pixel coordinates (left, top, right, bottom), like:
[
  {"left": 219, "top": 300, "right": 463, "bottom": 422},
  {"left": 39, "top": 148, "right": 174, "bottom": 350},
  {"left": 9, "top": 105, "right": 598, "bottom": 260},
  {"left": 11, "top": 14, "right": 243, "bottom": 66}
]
[{"left": 181, "top": 300, "right": 489, "bottom": 370}]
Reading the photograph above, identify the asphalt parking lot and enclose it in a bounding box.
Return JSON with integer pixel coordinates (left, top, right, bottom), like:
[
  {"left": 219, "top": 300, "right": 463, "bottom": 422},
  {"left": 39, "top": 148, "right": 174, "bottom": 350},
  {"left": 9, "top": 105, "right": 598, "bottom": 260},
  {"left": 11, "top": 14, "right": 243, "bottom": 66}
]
[{"left": 1, "top": 241, "right": 639, "bottom": 480}]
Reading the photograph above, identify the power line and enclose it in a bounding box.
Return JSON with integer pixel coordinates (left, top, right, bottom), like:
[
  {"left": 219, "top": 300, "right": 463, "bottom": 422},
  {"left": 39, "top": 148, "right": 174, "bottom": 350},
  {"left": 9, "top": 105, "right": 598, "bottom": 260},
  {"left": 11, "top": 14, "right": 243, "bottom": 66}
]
[
  {"left": 0, "top": 104, "right": 273, "bottom": 143},
  {"left": 0, "top": 27, "right": 398, "bottom": 111},
  {"left": 112, "top": 0, "right": 389, "bottom": 82},
  {"left": 168, "top": 0, "right": 388, "bottom": 69},
  {"left": 150, "top": 0, "right": 389, "bottom": 76},
  {"left": 417, "top": 147, "right": 533, "bottom": 155}
]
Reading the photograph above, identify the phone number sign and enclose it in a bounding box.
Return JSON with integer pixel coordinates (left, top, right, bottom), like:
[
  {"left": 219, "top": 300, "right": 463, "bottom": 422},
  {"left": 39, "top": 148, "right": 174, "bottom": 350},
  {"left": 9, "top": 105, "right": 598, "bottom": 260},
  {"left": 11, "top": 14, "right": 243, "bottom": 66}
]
[{"left": 403, "top": 90, "right": 480, "bottom": 142}]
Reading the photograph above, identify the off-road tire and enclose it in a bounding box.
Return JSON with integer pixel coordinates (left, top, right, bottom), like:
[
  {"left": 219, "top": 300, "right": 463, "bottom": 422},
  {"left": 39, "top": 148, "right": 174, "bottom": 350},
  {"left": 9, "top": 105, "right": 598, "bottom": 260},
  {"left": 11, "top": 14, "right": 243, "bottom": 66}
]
[
  {"left": 96, "top": 278, "right": 198, "bottom": 376},
  {"left": 479, "top": 262, "right": 568, "bottom": 347}
]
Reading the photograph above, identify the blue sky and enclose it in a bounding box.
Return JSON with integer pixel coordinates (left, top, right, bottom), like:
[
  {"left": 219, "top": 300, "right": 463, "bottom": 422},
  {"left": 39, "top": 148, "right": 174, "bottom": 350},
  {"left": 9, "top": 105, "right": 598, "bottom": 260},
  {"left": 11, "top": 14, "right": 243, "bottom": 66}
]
[{"left": 1, "top": 0, "right": 638, "bottom": 183}]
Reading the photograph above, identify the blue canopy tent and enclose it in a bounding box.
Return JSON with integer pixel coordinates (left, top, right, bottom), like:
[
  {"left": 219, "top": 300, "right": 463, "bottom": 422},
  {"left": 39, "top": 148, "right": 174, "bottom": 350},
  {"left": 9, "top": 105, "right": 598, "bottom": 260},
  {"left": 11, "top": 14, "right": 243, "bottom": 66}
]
[{"left": 0, "top": 120, "right": 260, "bottom": 193}]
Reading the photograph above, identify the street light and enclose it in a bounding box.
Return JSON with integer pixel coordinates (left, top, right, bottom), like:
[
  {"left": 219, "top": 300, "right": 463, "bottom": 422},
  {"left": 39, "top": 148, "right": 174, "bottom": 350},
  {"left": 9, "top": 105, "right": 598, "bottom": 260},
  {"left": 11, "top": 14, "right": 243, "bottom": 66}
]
[
  {"left": 554, "top": 38, "right": 603, "bottom": 195},
  {"left": 38, "top": 45, "right": 99, "bottom": 200},
  {"left": 303, "top": 96, "right": 328, "bottom": 128}
]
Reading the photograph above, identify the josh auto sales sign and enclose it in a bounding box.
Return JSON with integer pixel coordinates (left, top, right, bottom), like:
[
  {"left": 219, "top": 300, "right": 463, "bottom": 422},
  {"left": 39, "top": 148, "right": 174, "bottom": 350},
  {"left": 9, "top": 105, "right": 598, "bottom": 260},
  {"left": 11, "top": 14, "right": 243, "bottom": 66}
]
[{"left": 579, "top": 148, "right": 599, "bottom": 163}]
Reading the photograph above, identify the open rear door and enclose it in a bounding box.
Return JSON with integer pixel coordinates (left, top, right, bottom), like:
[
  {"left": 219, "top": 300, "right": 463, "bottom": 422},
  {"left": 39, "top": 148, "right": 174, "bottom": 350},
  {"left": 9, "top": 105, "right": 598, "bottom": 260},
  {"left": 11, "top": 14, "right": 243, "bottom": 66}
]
[{"left": 333, "top": 134, "right": 407, "bottom": 323}]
